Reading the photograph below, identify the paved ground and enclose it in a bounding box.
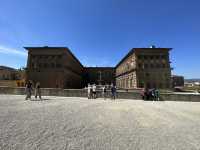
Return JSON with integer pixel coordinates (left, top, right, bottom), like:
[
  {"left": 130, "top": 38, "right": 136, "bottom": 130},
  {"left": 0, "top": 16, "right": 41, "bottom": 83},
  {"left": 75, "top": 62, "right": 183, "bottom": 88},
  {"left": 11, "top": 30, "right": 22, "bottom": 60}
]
[{"left": 0, "top": 95, "right": 200, "bottom": 150}]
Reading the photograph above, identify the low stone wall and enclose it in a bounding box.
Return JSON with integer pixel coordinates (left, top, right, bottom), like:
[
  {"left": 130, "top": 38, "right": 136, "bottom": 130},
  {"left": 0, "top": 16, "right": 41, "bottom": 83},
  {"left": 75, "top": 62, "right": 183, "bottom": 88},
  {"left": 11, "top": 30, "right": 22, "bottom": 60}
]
[
  {"left": 0, "top": 86, "right": 200, "bottom": 102},
  {"left": 0, "top": 86, "right": 26, "bottom": 95},
  {"left": 159, "top": 93, "right": 200, "bottom": 102}
]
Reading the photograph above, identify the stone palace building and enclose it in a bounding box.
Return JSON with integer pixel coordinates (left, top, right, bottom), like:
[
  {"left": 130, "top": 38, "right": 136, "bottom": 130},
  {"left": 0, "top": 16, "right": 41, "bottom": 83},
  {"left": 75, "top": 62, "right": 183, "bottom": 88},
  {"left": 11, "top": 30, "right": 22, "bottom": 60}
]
[
  {"left": 116, "top": 46, "right": 172, "bottom": 89},
  {"left": 25, "top": 46, "right": 172, "bottom": 89}
]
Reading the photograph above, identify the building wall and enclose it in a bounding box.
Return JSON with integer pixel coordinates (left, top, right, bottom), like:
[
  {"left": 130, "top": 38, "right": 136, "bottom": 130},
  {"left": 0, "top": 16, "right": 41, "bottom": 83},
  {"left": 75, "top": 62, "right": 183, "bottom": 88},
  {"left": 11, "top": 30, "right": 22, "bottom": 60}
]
[
  {"left": 0, "top": 67, "right": 16, "bottom": 80},
  {"left": 116, "top": 52, "right": 137, "bottom": 89},
  {"left": 24, "top": 46, "right": 172, "bottom": 89},
  {"left": 0, "top": 66, "right": 26, "bottom": 87},
  {"left": 135, "top": 49, "right": 171, "bottom": 89},
  {"left": 116, "top": 72, "right": 137, "bottom": 89},
  {"left": 172, "top": 75, "right": 184, "bottom": 87},
  {"left": 84, "top": 67, "right": 115, "bottom": 85},
  {"left": 25, "top": 47, "right": 83, "bottom": 88},
  {"left": 116, "top": 53, "right": 136, "bottom": 77},
  {"left": 116, "top": 48, "right": 172, "bottom": 89}
]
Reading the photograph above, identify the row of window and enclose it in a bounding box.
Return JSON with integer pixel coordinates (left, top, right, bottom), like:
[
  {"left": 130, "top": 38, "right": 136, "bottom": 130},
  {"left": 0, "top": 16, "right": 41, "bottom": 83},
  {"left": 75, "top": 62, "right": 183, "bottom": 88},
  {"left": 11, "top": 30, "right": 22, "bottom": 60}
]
[
  {"left": 137, "top": 55, "right": 167, "bottom": 60},
  {"left": 138, "top": 82, "right": 170, "bottom": 89},
  {"left": 138, "top": 63, "right": 169, "bottom": 69},
  {"left": 0, "top": 74, "right": 11, "bottom": 80},
  {"left": 117, "top": 77, "right": 170, "bottom": 89},
  {"left": 117, "top": 79, "right": 135, "bottom": 88},
  {"left": 31, "top": 55, "right": 62, "bottom": 59},
  {"left": 31, "top": 63, "right": 62, "bottom": 68}
]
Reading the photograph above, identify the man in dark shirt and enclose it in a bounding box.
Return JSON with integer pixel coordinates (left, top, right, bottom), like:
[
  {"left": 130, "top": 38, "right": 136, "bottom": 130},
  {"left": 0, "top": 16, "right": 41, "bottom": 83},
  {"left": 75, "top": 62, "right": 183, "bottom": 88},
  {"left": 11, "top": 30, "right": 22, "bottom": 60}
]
[
  {"left": 111, "top": 85, "right": 117, "bottom": 100},
  {"left": 35, "top": 82, "right": 42, "bottom": 100}
]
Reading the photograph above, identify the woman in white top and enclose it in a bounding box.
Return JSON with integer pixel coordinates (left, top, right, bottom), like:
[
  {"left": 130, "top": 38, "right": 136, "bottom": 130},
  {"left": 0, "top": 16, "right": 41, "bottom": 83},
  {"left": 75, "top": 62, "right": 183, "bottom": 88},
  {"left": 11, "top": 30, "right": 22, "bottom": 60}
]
[{"left": 87, "top": 84, "right": 91, "bottom": 99}]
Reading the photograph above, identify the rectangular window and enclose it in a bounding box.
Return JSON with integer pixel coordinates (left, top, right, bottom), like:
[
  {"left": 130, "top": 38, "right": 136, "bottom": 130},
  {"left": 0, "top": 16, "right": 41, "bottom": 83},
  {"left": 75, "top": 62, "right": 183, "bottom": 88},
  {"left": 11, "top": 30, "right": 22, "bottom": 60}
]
[
  {"left": 144, "top": 64, "right": 148, "bottom": 68},
  {"left": 156, "top": 55, "right": 159, "bottom": 59},
  {"left": 162, "top": 64, "right": 166, "bottom": 68},
  {"left": 56, "top": 64, "right": 62, "bottom": 68},
  {"left": 144, "top": 55, "right": 147, "bottom": 59},
  {"left": 44, "top": 63, "right": 47, "bottom": 68},
  {"left": 161, "top": 55, "right": 166, "bottom": 59},
  {"left": 146, "top": 73, "right": 150, "bottom": 77}
]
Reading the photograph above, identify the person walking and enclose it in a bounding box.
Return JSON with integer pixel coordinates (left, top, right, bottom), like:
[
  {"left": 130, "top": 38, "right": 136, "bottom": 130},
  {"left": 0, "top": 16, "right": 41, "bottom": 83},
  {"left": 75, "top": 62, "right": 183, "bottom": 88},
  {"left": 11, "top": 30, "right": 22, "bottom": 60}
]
[
  {"left": 25, "top": 80, "right": 33, "bottom": 100},
  {"left": 35, "top": 82, "right": 42, "bottom": 100}
]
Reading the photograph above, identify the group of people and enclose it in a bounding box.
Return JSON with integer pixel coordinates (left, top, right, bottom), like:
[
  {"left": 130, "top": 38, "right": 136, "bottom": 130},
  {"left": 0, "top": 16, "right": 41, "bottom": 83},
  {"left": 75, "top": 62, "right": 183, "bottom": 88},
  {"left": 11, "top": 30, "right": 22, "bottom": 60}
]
[
  {"left": 87, "top": 84, "right": 97, "bottom": 99},
  {"left": 25, "top": 80, "right": 42, "bottom": 100},
  {"left": 25, "top": 81, "right": 161, "bottom": 101},
  {"left": 87, "top": 84, "right": 117, "bottom": 100},
  {"left": 140, "top": 88, "right": 160, "bottom": 101}
]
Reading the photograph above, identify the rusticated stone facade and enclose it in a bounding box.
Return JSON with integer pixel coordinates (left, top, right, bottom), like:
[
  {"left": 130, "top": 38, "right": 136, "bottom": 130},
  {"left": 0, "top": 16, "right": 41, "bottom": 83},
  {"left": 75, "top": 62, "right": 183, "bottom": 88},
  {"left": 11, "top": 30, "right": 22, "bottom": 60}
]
[
  {"left": 25, "top": 46, "right": 173, "bottom": 89},
  {"left": 116, "top": 47, "right": 172, "bottom": 89},
  {"left": 25, "top": 47, "right": 84, "bottom": 88}
]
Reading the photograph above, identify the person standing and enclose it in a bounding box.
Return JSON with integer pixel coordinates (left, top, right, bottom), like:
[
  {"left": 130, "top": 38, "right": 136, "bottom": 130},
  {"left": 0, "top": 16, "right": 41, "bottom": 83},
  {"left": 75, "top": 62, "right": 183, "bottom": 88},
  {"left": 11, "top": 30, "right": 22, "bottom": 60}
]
[
  {"left": 25, "top": 80, "right": 33, "bottom": 100},
  {"left": 111, "top": 85, "right": 117, "bottom": 100},
  {"left": 102, "top": 86, "right": 107, "bottom": 100},
  {"left": 92, "top": 84, "right": 96, "bottom": 99},
  {"left": 87, "top": 84, "right": 91, "bottom": 99},
  {"left": 145, "top": 88, "right": 150, "bottom": 100},
  {"left": 35, "top": 82, "right": 42, "bottom": 100},
  {"left": 155, "top": 88, "right": 160, "bottom": 101},
  {"left": 140, "top": 88, "right": 145, "bottom": 100}
]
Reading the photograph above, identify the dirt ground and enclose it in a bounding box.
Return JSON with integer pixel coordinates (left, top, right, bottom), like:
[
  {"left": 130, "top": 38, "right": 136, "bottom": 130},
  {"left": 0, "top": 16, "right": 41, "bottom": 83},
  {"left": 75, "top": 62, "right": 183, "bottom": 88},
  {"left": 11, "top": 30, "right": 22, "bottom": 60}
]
[{"left": 0, "top": 95, "right": 200, "bottom": 150}]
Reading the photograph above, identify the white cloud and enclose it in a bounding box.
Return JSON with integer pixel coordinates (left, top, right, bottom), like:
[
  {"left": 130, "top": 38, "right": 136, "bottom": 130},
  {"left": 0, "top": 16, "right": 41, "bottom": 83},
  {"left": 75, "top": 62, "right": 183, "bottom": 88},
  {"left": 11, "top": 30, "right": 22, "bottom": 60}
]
[{"left": 0, "top": 45, "right": 27, "bottom": 57}]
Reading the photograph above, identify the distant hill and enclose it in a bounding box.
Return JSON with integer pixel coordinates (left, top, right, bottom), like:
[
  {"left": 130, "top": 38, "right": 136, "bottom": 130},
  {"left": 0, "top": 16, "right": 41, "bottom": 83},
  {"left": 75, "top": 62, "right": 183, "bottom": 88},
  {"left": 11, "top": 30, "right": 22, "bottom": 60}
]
[{"left": 185, "top": 79, "right": 200, "bottom": 82}]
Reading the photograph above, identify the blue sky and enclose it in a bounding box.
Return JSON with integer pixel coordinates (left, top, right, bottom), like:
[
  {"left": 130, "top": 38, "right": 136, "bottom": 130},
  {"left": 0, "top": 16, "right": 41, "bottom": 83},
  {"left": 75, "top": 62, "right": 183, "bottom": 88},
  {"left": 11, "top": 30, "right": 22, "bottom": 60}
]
[{"left": 0, "top": 0, "right": 199, "bottom": 78}]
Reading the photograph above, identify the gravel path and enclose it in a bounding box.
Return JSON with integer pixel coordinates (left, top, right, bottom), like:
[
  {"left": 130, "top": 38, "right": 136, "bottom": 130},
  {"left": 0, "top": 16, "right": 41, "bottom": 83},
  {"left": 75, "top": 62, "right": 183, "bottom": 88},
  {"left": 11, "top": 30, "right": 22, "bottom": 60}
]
[{"left": 0, "top": 95, "right": 200, "bottom": 150}]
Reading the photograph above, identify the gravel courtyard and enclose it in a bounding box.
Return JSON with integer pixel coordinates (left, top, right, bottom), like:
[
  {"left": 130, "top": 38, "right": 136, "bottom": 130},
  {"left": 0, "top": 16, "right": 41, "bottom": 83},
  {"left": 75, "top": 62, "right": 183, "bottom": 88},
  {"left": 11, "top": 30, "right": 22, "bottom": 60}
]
[{"left": 0, "top": 95, "right": 200, "bottom": 150}]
